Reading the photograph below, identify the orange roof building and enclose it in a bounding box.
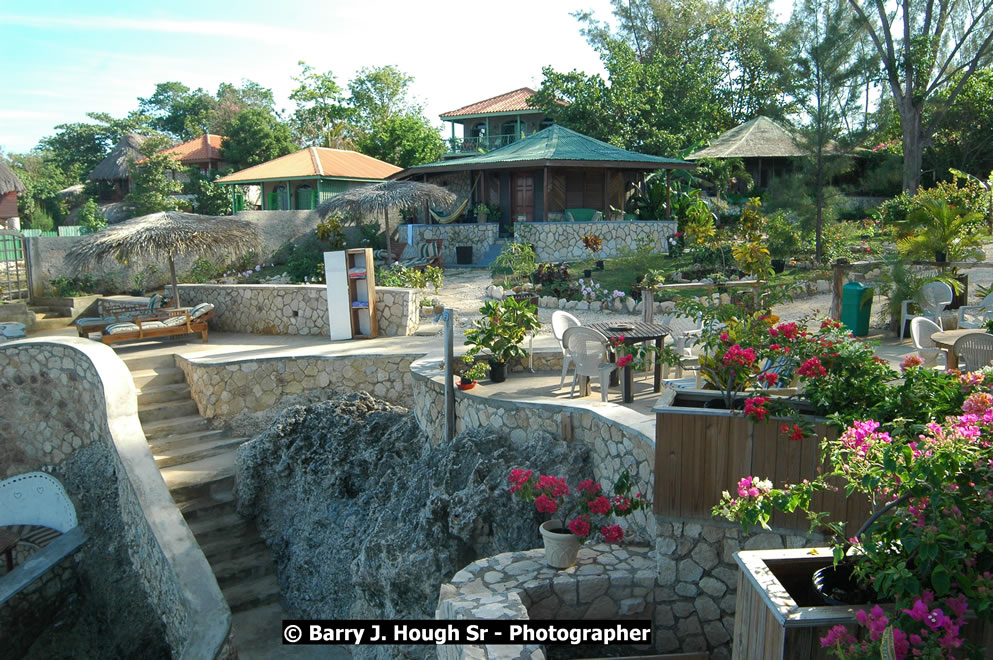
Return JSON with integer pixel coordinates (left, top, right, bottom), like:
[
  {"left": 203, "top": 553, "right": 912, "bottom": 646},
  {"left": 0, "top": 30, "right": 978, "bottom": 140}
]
[
  {"left": 438, "top": 88, "right": 554, "bottom": 159},
  {"left": 215, "top": 147, "right": 401, "bottom": 211},
  {"left": 142, "top": 134, "right": 228, "bottom": 173}
]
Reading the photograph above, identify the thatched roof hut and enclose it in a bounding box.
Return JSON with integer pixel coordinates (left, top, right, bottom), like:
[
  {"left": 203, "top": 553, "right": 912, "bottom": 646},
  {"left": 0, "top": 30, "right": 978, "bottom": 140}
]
[
  {"left": 0, "top": 161, "right": 25, "bottom": 195},
  {"left": 88, "top": 134, "right": 147, "bottom": 182}
]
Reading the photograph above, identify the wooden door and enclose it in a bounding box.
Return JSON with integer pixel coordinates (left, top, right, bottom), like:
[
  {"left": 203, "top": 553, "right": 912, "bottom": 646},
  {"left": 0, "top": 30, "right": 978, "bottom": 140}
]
[{"left": 511, "top": 174, "right": 534, "bottom": 224}]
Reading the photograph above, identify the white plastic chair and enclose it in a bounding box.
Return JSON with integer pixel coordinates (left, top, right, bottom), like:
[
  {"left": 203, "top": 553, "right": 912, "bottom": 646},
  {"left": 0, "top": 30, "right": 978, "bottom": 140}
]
[
  {"left": 958, "top": 292, "right": 993, "bottom": 329},
  {"left": 552, "top": 310, "right": 581, "bottom": 387},
  {"left": 562, "top": 326, "right": 616, "bottom": 402},
  {"left": 660, "top": 314, "right": 703, "bottom": 379},
  {"left": 900, "top": 281, "right": 953, "bottom": 340},
  {"left": 953, "top": 332, "right": 993, "bottom": 372},
  {"left": 0, "top": 472, "right": 78, "bottom": 551},
  {"left": 909, "top": 317, "right": 943, "bottom": 369}
]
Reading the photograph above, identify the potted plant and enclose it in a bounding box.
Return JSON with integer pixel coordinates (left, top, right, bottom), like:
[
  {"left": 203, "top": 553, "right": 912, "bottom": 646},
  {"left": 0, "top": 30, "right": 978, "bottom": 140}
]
[
  {"left": 508, "top": 468, "right": 650, "bottom": 568},
  {"left": 713, "top": 364, "right": 993, "bottom": 658},
  {"left": 458, "top": 359, "right": 489, "bottom": 390},
  {"left": 463, "top": 296, "right": 541, "bottom": 382},
  {"left": 581, "top": 231, "right": 604, "bottom": 270}
]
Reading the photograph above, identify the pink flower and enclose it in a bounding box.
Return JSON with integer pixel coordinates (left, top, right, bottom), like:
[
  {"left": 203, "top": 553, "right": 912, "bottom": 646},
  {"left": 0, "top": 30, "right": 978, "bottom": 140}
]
[
  {"left": 963, "top": 392, "right": 993, "bottom": 415},
  {"left": 588, "top": 496, "right": 611, "bottom": 515},
  {"left": 900, "top": 353, "right": 925, "bottom": 372},
  {"left": 820, "top": 624, "right": 855, "bottom": 649},
  {"left": 722, "top": 344, "right": 757, "bottom": 368},
  {"left": 798, "top": 357, "right": 827, "bottom": 378},
  {"left": 743, "top": 396, "right": 769, "bottom": 422},
  {"left": 535, "top": 494, "right": 558, "bottom": 514},
  {"left": 601, "top": 525, "right": 623, "bottom": 543},
  {"left": 576, "top": 480, "right": 601, "bottom": 495},
  {"left": 568, "top": 515, "right": 591, "bottom": 537},
  {"left": 617, "top": 354, "right": 633, "bottom": 368},
  {"left": 758, "top": 371, "right": 779, "bottom": 387}
]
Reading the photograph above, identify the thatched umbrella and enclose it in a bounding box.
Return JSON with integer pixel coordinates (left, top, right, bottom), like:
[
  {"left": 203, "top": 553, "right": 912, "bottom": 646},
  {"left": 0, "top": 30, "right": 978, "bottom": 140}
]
[
  {"left": 0, "top": 161, "right": 26, "bottom": 195},
  {"left": 315, "top": 180, "right": 455, "bottom": 256},
  {"left": 66, "top": 211, "right": 262, "bottom": 307}
]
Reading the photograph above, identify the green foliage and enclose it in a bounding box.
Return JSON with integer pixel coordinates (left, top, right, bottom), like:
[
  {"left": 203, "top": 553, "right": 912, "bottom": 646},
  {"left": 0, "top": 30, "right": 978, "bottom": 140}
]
[
  {"left": 126, "top": 151, "right": 184, "bottom": 216},
  {"left": 460, "top": 359, "right": 490, "bottom": 383},
  {"left": 28, "top": 208, "right": 55, "bottom": 232},
  {"left": 765, "top": 212, "right": 801, "bottom": 260},
  {"left": 895, "top": 200, "right": 985, "bottom": 263},
  {"left": 463, "top": 297, "right": 541, "bottom": 364},
  {"left": 290, "top": 61, "right": 352, "bottom": 148},
  {"left": 220, "top": 108, "right": 296, "bottom": 171},
  {"left": 355, "top": 112, "right": 444, "bottom": 168},
  {"left": 315, "top": 215, "right": 346, "bottom": 249},
  {"left": 139, "top": 80, "right": 278, "bottom": 140},
  {"left": 5, "top": 151, "right": 72, "bottom": 226},
  {"left": 188, "top": 258, "right": 221, "bottom": 284},
  {"left": 493, "top": 241, "right": 538, "bottom": 287},
  {"left": 49, "top": 274, "right": 97, "bottom": 297},
  {"left": 184, "top": 168, "right": 232, "bottom": 216},
  {"left": 695, "top": 157, "right": 752, "bottom": 199},
  {"left": 37, "top": 111, "right": 154, "bottom": 183},
  {"left": 76, "top": 199, "right": 106, "bottom": 232},
  {"left": 357, "top": 223, "right": 385, "bottom": 250}
]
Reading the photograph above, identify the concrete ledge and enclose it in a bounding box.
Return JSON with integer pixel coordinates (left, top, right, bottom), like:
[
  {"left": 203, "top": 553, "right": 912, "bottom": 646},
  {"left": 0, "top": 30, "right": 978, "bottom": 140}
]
[{"left": 0, "top": 527, "right": 87, "bottom": 605}]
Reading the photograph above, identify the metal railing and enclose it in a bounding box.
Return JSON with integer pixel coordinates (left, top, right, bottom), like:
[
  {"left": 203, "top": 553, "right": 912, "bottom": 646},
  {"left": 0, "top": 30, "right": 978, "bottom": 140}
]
[{"left": 445, "top": 134, "right": 521, "bottom": 155}]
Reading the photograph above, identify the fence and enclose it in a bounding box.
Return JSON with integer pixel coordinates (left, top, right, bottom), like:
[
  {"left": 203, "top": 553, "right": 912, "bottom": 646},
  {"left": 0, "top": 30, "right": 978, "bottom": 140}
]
[{"left": 0, "top": 231, "right": 28, "bottom": 301}]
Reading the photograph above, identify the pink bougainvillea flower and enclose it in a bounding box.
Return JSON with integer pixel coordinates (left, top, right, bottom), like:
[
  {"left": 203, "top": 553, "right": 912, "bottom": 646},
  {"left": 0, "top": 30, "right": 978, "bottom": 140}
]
[
  {"left": 568, "top": 515, "right": 591, "bottom": 537},
  {"left": 588, "top": 496, "right": 611, "bottom": 515},
  {"left": 576, "top": 480, "right": 601, "bottom": 495},
  {"left": 601, "top": 525, "right": 623, "bottom": 543},
  {"left": 535, "top": 494, "right": 558, "bottom": 514},
  {"left": 900, "top": 354, "right": 925, "bottom": 372},
  {"left": 798, "top": 357, "right": 827, "bottom": 378},
  {"left": 617, "top": 354, "right": 633, "bottom": 368},
  {"left": 743, "top": 396, "right": 769, "bottom": 422}
]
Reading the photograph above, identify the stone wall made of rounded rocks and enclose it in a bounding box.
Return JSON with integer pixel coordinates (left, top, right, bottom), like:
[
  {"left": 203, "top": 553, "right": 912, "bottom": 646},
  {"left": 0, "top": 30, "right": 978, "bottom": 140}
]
[
  {"left": 176, "top": 283, "right": 420, "bottom": 337},
  {"left": 178, "top": 353, "right": 418, "bottom": 419},
  {"left": 0, "top": 338, "right": 231, "bottom": 658},
  {"left": 410, "top": 354, "right": 656, "bottom": 542},
  {"left": 410, "top": 223, "right": 500, "bottom": 266},
  {"left": 515, "top": 221, "right": 677, "bottom": 262}
]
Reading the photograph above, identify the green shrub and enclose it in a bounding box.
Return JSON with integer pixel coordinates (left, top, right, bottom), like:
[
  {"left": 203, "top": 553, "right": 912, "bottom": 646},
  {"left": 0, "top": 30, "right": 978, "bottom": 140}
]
[
  {"left": 49, "top": 275, "right": 97, "bottom": 297},
  {"left": 76, "top": 199, "right": 107, "bottom": 233},
  {"left": 29, "top": 208, "right": 55, "bottom": 232},
  {"left": 358, "top": 223, "right": 385, "bottom": 250},
  {"left": 189, "top": 258, "right": 221, "bottom": 283}
]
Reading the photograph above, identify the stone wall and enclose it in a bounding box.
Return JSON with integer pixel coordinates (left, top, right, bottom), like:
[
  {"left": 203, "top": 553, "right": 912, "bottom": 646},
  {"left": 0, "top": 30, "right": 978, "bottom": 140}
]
[
  {"left": 409, "top": 353, "right": 656, "bottom": 543},
  {"left": 514, "top": 220, "right": 678, "bottom": 262},
  {"left": 176, "top": 283, "right": 420, "bottom": 337},
  {"left": 177, "top": 352, "right": 418, "bottom": 419},
  {"left": 0, "top": 338, "right": 231, "bottom": 658},
  {"left": 404, "top": 222, "right": 500, "bottom": 265}
]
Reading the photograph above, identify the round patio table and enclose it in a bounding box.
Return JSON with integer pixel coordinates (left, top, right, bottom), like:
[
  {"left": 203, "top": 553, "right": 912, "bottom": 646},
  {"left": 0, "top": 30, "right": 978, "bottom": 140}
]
[
  {"left": 587, "top": 321, "right": 670, "bottom": 403},
  {"left": 930, "top": 328, "right": 987, "bottom": 370}
]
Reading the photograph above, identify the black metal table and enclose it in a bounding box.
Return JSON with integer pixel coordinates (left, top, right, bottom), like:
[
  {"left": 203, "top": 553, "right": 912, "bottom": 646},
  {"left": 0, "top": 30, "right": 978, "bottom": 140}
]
[{"left": 588, "top": 321, "right": 670, "bottom": 403}]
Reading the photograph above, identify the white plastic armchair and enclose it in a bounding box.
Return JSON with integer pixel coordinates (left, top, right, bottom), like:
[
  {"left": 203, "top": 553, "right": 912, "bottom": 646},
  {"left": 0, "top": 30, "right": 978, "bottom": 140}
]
[
  {"left": 953, "top": 332, "right": 993, "bottom": 373},
  {"left": 909, "top": 317, "right": 944, "bottom": 369},
  {"left": 958, "top": 292, "right": 993, "bottom": 329},
  {"left": 660, "top": 313, "right": 704, "bottom": 379},
  {"left": 900, "top": 281, "right": 953, "bottom": 340},
  {"left": 0, "top": 471, "right": 78, "bottom": 550},
  {"left": 552, "top": 311, "right": 581, "bottom": 387},
  {"left": 562, "top": 326, "right": 616, "bottom": 402}
]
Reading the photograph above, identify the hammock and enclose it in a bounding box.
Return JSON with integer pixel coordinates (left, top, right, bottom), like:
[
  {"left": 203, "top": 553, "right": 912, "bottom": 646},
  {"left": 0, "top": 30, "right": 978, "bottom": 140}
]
[{"left": 429, "top": 197, "right": 470, "bottom": 224}]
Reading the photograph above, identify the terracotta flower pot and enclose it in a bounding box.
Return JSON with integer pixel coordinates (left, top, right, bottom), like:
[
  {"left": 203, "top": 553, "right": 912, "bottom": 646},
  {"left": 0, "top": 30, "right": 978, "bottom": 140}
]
[{"left": 539, "top": 520, "right": 580, "bottom": 569}]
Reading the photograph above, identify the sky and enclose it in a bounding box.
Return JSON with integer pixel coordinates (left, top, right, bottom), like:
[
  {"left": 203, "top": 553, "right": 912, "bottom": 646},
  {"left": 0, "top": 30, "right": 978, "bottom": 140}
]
[{"left": 0, "top": 0, "right": 795, "bottom": 155}]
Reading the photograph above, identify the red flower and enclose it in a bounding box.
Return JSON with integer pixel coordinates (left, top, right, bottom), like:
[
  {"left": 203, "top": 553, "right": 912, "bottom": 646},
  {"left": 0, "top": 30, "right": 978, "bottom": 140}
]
[
  {"left": 569, "top": 515, "right": 591, "bottom": 537},
  {"left": 744, "top": 396, "right": 769, "bottom": 422},
  {"left": 535, "top": 494, "right": 558, "bottom": 514},
  {"left": 798, "top": 357, "right": 827, "bottom": 378},
  {"left": 613, "top": 496, "right": 631, "bottom": 511},
  {"left": 758, "top": 371, "right": 779, "bottom": 387},
  {"left": 602, "top": 525, "right": 624, "bottom": 543},
  {"left": 617, "top": 354, "right": 633, "bottom": 368},
  {"left": 577, "top": 480, "right": 601, "bottom": 495},
  {"left": 536, "top": 475, "right": 569, "bottom": 497},
  {"left": 588, "top": 496, "right": 611, "bottom": 515},
  {"left": 781, "top": 423, "right": 805, "bottom": 442}
]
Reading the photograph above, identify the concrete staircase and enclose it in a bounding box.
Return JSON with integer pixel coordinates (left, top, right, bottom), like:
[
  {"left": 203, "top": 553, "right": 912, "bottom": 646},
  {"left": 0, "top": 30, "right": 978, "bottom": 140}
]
[
  {"left": 122, "top": 352, "right": 283, "bottom": 646},
  {"left": 27, "top": 305, "right": 72, "bottom": 333}
]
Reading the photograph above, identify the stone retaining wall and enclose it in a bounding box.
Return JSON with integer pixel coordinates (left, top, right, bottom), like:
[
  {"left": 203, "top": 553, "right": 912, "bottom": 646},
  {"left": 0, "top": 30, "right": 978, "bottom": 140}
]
[
  {"left": 177, "top": 353, "right": 418, "bottom": 419},
  {"left": 514, "top": 221, "right": 677, "bottom": 262},
  {"left": 0, "top": 338, "right": 231, "bottom": 658},
  {"left": 176, "top": 283, "right": 420, "bottom": 337},
  {"left": 409, "top": 352, "right": 656, "bottom": 543},
  {"left": 404, "top": 223, "right": 500, "bottom": 265}
]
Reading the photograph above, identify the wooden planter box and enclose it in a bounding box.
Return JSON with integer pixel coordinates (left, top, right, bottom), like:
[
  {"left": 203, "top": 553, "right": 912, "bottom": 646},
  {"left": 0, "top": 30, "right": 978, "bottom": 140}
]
[
  {"left": 653, "top": 391, "right": 869, "bottom": 531},
  {"left": 734, "top": 548, "right": 993, "bottom": 659}
]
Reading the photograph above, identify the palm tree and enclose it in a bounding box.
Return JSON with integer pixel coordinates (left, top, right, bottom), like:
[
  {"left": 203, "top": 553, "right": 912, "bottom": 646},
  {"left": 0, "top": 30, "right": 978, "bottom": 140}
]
[{"left": 895, "top": 200, "right": 985, "bottom": 264}]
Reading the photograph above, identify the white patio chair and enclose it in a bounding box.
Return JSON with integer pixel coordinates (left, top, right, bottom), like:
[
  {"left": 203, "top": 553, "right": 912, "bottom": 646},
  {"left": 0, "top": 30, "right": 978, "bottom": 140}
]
[
  {"left": 900, "top": 281, "right": 953, "bottom": 340},
  {"left": 910, "top": 317, "right": 944, "bottom": 369},
  {"left": 0, "top": 471, "right": 78, "bottom": 553},
  {"left": 660, "top": 314, "right": 704, "bottom": 379},
  {"left": 957, "top": 292, "right": 993, "bottom": 329},
  {"left": 562, "top": 326, "right": 616, "bottom": 402},
  {"left": 953, "top": 332, "right": 993, "bottom": 373},
  {"left": 552, "top": 310, "right": 581, "bottom": 387}
]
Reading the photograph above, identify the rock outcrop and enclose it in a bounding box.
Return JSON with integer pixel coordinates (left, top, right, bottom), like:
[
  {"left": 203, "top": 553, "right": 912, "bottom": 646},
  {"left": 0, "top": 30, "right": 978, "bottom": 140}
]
[{"left": 236, "top": 392, "right": 589, "bottom": 623}]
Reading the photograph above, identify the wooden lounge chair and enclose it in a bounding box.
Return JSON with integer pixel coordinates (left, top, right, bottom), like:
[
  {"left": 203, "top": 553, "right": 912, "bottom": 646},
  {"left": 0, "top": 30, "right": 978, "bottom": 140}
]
[
  {"left": 400, "top": 239, "right": 444, "bottom": 270},
  {"left": 76, "top": 293, "right": 173, "bottom": 337},
  {"left": 101, "top": 303, "right": 215, "bottom": 346},
  {"left": 374, "top": 241, "right": 408, "bottom": 266}
]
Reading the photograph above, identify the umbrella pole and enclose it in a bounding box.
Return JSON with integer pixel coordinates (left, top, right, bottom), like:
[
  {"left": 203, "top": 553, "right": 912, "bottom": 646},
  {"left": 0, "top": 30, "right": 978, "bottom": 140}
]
[
  {"left": 169, "top": 257, "right": 180, "bottom": 308},
  {"left": 384, "top": 208, "right": 391, "bottom": 258}
]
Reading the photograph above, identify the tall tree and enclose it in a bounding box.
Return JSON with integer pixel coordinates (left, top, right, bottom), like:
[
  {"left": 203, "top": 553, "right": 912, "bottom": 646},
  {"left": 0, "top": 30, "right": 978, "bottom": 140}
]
[
  {"left": 138, "top": 82, "right": 215, "bottom": 140},
  {"left": 289, "top": 61, "right": 352, "bottom": 148},
  {"left": 209, "top": 80, "right": 277, "bottom": 133},
  {"left": 927, "top": 68, "right": 993, "bottom": 179},
  {"left": 348, "top": 65, "right": 415, "bottom": 133},
  {"left": 220, "top": 108, "right": 296, "bottom": 171},
  {"left": 126, "top": 139, "right": 185, "bottom": 216},
  {"left": 847, "top": 0, "right": 993, "bottom": 192},
  {"left": 355, "top": 113, "right": 444, "bottom": 168},
  {"left": 37, "top": 111, "right": 154, "bottom": 182}
]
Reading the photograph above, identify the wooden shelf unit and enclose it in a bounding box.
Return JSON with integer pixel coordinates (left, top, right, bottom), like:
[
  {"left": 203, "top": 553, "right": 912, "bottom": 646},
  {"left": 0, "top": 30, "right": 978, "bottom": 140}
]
[{"left": 346, "top": 248, "right": 378, "bottom": 339}]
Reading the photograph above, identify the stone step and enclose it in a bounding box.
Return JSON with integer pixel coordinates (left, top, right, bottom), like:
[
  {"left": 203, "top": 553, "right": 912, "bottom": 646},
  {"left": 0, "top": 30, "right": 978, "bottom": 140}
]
[
  {"left": 129, "top": 366, "right": 187, "bottom": 388},
  {"left": 138, "top": 398, "right": 200, "bottom": 424},
  {"left": 222, "top": 573, "right": 281, "bottom": 614},
  {"left": 121, "top": 352, "right": 176, "bottom": 372},
  {"left": 198, "top": 529, "right": 268, "bottom": 565},
  {"left": 148, "top": 428, "right": 229, "bottom": 452},
  {"left": 160, "top": 453, "right": 234, "bottom": 495},
  {"left": 176, "top": 489, "right": 237, "bottom": 523},
  {"left": 30, "top": 306, "right": 70, "bottom": 317},
  {"left": 188, "top": 512, "right": 253, "bottom": 546},
  {"left": 153, "top": 435, "right": 247, "bottom": 469},
  {"left": 136, "top": 382, "right": 192, "bottom": 405},
  {"left": 142, "top": 414, "right": 211, "bottom": 440},
  {"left": 31, "top": 316, "right": 71, "bottom": 332},
  {"left": 211, "top": 549, "right": 277, "bottom": 590}
]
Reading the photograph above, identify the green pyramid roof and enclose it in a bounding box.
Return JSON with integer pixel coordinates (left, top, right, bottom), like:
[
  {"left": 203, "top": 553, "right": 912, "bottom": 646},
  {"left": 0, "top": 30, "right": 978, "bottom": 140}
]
[{"left": 393, "top": 125, "right": 693, "bottom": 177}]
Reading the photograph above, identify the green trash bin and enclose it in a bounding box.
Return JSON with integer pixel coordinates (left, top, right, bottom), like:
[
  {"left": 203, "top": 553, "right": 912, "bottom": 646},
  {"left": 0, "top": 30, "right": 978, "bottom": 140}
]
[{"left": 841, "top": 281, "right": 873, "bottom": 337}]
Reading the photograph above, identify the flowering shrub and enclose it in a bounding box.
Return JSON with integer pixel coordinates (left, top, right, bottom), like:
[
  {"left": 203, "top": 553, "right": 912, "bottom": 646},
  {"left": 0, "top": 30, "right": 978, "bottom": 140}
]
[
  {"left": 715, "top": 376, "right": 993, "bottom": 659},
  {"left": 508, "top": 469, "right": 650, "bottom": 543},
  {"left": 580, "top": 232, "right": 603, "bottom": 255},
  {"left": 578, "top": 278, "right": 626, "bottom": 304}
]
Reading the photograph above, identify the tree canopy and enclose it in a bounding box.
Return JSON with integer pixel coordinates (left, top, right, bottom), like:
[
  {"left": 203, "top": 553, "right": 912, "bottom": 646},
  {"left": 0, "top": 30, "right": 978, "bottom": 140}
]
[{"left": 220, "top": 107, "right": 296, "bottom": 171}]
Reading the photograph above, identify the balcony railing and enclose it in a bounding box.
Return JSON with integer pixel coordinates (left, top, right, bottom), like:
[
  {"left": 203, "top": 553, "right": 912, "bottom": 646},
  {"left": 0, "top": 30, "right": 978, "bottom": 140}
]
[{"left": 445, "top": 134, "right": 520, "bottom": 155}]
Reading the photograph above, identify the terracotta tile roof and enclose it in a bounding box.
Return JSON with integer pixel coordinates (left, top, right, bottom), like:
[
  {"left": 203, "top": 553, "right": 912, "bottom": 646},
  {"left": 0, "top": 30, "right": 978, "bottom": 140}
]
[
  {"left": 215, "top": 147, "right": 401, "bottom": 184},
  {"left": 440, "top": 88, "right": 543, "bottom": 118},
  {"left": 144, "top": 134, "right": 226, "bottom": 164}
]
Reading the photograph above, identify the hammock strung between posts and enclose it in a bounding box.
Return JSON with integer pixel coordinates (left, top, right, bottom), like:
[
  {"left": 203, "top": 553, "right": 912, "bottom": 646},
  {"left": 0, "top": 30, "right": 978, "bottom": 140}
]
[{"left": 429, "top": 197, "right": 470, "bottom": 224}]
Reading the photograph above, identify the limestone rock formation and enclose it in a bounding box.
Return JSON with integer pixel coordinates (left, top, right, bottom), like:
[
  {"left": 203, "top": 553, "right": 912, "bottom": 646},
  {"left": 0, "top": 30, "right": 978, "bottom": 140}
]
[{"left": 236, "top": 392, "right": 589, "bottom": 625}]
